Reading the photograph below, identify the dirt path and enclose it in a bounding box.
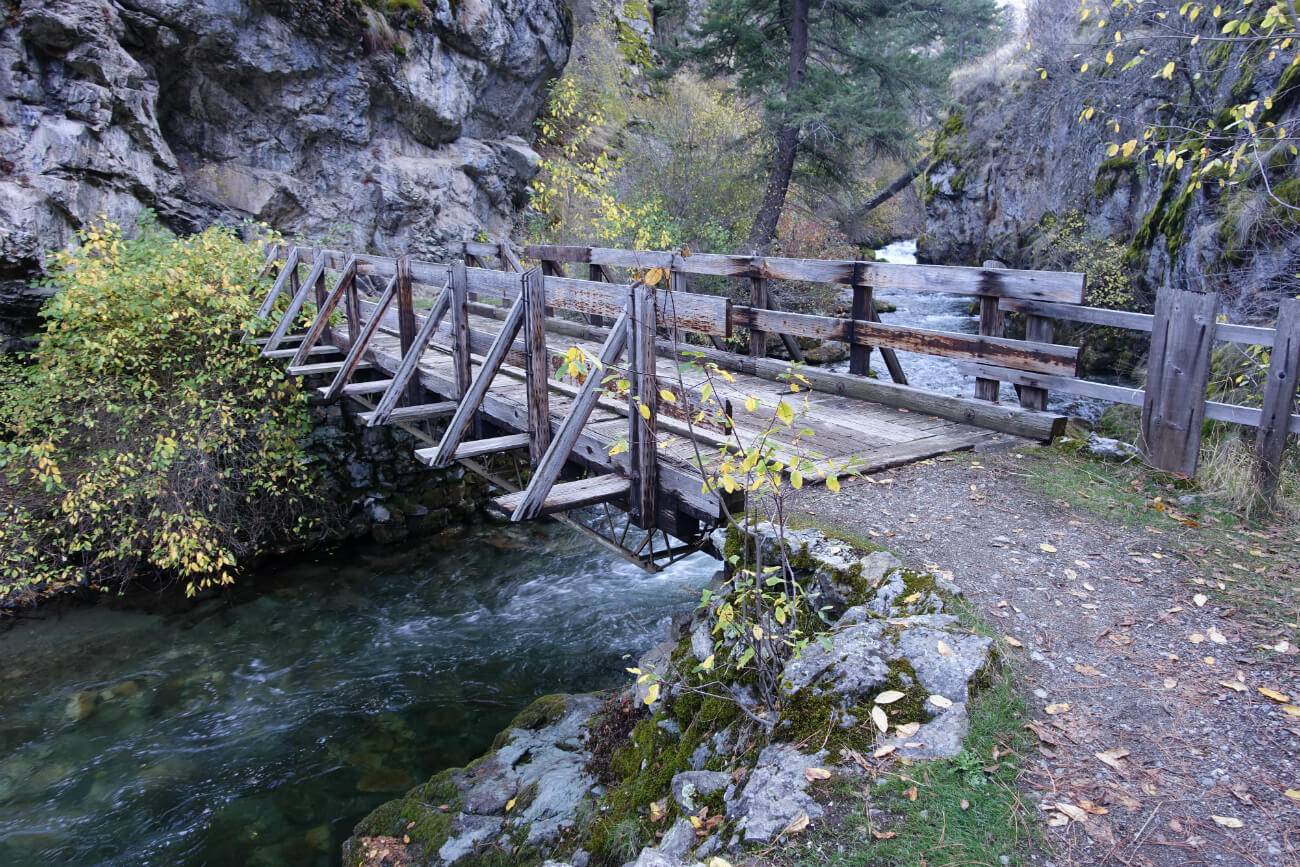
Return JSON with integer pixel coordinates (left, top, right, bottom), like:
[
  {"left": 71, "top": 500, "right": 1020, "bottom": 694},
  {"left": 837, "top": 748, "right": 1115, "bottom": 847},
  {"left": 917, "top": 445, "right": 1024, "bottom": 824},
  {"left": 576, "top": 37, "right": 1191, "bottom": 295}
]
[{"left": 789, "top": 448, "right": 1299, "bottom": 866}]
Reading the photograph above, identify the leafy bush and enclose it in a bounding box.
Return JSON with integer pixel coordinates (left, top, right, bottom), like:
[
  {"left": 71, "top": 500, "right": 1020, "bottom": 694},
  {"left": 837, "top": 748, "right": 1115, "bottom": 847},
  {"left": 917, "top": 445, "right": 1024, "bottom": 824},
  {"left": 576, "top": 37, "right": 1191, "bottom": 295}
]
[{"left": 0, "top": 218, "right": 321, "bottom": 606}]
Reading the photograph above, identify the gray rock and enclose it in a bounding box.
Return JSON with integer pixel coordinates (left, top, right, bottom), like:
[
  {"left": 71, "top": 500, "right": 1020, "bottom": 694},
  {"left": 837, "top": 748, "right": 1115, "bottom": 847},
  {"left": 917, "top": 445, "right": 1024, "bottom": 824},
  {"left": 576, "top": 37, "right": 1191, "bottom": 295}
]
[
  {"left": 897, "top": 627, "right": 992, "bottom": 704},
  {"left": 727, "top": 743, "right": 825, "bottom": 843},
  {"left": 690, "top": 623, "right": 712, "bottom": 662},
  {"left": 1085, "top": 434, "right": 1141, "bottom": 462},
  {"left": 781, "top": 621, "right": 891, "bottom": 699},
  {"left": 657, "top": 818, "right": 697, "bottom": 860},
  {"left": 670, "top": 770, "right": 729, "bottom": 812},
  {"left": 634, "top": 641, "right": 674, "bottom": 708},
  {"left": 438, "top": 812, "right": 503, "bottom": 863},
  {"left": 874, "top": 702, "right": 971, "bottom": 760},
  {"left": 1, "top": 0, "right": 572, "bottom": 348},
  {"left": 625, "top": 849, "right": 682, "bottom": 867}
]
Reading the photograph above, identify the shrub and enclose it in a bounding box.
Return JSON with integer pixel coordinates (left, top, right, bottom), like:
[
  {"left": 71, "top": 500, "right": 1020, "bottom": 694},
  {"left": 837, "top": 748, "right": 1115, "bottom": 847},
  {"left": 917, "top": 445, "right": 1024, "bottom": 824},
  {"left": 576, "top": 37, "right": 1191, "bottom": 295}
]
[{"left": 0, "top": 217, "right": 321, "bottom": 606}]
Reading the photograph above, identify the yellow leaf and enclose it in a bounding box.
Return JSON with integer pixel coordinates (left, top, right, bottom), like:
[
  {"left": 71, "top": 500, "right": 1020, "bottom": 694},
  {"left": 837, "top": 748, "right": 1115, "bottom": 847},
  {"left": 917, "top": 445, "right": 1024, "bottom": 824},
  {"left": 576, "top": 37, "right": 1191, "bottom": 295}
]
[
  {"left": 781, "top": 811, "right": 811, "bottom": 835},
  {"left": 700, "top": 653, "right": 715, "bottom": 672},
  {"left": 649, "top": 799, "right": 666, "bottom": 822},
  {"left": 638, "top": 403, "right": 652, "bottom": 421},
  {"left": 1211, "top": 815, "right": 1243, "bottom": 829},
  {"left": 1039, "top": 542, "right": 1057, "bottom": 553},
  {"left": 1284, "top": 789, "right": 1300, "bottom": 803},
  {"left": 1121, "top": 138, "right": 1138, "bottom": 158},
  {"left": 643, "top": 683, "right": 660, "bottom": 705},
  {"left": 1159, "top": 60, "right": 1176, "bottom": 79},
  {"left": 875, "top": 690, "right": 907, "bottom": 705},
  {"left": 826, "top": 474, "right": 840, "bottom": 493},
  {"left": 505, "top": 797, "right": 517, "bottom": 812},
  {"left": 803, "top": 767, "right": 832, "bottom": 782},
  {"left": 873, "top": 743, "right": 897, "bottom": 758},
  {"left": 1281, "top": 704, "right": 1300, "bottom": 717},
  {"left": 1044, "top": 702, "right": 1070, "bottom": 715},
  {"left": 1004, "top": 635, "right": 1024, "bottom": 648},
  {"left": 744, "top": 395, "right": 758, "bottom": 413},
  {"left": 776, "top": 400, "right": 794, "bottom": 425},
  {"left": 1055, "top": 802, "right": 1089, "bottom": 823},
  {"left": 1258, "top": 687, "right": 1291, "bottom": 703},
  {"left": 644, "top": 267, "right": 665, "bottom": 286},
  {"left": 707, "top": 859, "right": 734, "bottom": 867},
  {"left": 659, "top": 389, "right": 677, "bottom": 403}
]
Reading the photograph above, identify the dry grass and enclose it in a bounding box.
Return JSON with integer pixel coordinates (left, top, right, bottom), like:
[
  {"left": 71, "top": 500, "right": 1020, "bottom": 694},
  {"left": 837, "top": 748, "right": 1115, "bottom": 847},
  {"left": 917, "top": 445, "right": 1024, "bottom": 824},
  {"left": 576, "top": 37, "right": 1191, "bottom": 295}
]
[{"left": 1198, "top": 433, "right": 1300, "bottom": 522}]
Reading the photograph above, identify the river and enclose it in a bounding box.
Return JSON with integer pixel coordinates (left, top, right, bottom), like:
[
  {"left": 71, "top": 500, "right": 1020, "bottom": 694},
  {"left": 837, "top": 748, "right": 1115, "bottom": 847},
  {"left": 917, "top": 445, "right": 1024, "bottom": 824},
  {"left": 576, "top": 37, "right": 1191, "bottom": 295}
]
[{"left": 0, "top": 523, "right": 715, "bottom": 865}]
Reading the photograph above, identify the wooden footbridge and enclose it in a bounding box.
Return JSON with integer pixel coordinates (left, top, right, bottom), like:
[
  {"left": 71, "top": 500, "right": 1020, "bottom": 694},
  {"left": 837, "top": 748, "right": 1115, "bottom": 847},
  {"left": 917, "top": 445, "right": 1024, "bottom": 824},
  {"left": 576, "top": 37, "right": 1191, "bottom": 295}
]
[{"left": 249, "top": 240, "right": 1299, "bottom": 567}]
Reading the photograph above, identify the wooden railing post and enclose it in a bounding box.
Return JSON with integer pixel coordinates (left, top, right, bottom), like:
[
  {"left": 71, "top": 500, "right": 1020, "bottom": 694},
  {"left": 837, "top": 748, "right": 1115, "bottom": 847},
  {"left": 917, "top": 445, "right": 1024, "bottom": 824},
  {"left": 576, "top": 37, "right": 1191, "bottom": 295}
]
[
  {"left": 748, "top": 275, "right": 767, "bottom": 358},
  {"left": 1254, "top": 298, "right": 1300, "bottom": 500},
  {"left": 628, "top": 281, "right": 658, "bottom": 529},
  {"left": 396, "top": 255, "right": 422, "bottom": 405},
  {"left": 849, "top": 263, "right": 874, "bottom": 376},
  {"left": 1139, "top": 287, "right": 1220, "bottom": 475},
  {"left": 522, "top": 267, "right": 552, "bottom": 464},
  {"left": 1017, "top": 314, "right": 1054, "bottom": 411},
  {"left": 974, "top": 259, "right": 1005, "bottom": 402},
  {"left": 450, "top": 260, "right": 473, "bottom": 400},
  {"left": 310, "top": 247, "right": 334, "bottom": 347}
]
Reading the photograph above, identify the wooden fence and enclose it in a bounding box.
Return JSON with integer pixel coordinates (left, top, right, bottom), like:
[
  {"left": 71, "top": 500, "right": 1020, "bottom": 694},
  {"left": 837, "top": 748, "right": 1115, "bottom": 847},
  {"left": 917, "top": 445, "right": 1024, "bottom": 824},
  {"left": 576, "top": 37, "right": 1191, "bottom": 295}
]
[{"left": 505, "top": 243, "right": 1299, "bottom": 494}]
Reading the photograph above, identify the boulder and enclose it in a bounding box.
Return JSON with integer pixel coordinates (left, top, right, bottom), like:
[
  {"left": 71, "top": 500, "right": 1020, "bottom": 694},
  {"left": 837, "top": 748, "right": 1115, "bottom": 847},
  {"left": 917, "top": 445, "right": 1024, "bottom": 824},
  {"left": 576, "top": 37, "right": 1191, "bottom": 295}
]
[
  {"left": 669, "top": 770, "right": 729, "bottom": 812},
  {"left": 726, "top": 743, "right": 825, "bottom": 843}
]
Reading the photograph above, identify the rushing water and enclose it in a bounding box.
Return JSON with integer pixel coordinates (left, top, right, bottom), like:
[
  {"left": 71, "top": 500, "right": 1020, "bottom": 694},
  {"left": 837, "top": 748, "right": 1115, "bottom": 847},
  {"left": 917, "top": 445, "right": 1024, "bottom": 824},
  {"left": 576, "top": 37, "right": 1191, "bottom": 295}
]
[
  {"left": 842, "top": 239, "right": 1107, "bottom": 420},
  {"left": 0, "top": 523, "right": 715, "bottom": 866}
]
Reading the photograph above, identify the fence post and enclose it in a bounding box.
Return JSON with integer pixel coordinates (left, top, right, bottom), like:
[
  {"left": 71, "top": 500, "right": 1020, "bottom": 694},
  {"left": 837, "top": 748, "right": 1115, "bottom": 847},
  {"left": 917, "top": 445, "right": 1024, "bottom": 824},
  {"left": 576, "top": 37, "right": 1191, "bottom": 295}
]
[
  {"left": 395, "top": 255, "right": 422, "bottom": 405},
  {"left": 522, "top": 267, "right": 552, "bottom": 464},
  {"left": 1254, "top": 298, "right": 1300, "bottom": 500},
  {"left": 311, "top": 247, "right": 334, "bottom": 347},
  {"left": 628, "top": 281, "right": 658, "bottom": 530},
  {"left": 1139, "top": 287, "right": 1220, "bottom": 475},
  {"left": 849, "top": 264, "right": 874, "bottom": 375},
  {"left": 1017, "top": 314, "right": 1054, "bottom": 411},
  {"left": 449, "top": 260, "right": 472, "bottom": 401},
  {"left": 748, "top": 275, "right": 767, "bottom": 358},
  {"left": 974, "top": 259, "right": 1005, "bottom": 402}
]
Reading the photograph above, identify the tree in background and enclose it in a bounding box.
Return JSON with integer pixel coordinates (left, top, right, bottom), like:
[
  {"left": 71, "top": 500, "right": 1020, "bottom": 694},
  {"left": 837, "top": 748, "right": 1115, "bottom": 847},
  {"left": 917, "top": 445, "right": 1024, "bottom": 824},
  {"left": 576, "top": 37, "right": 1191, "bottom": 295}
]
[{"left": 679, "top": 0, "right": 1004, "bottom": 253}]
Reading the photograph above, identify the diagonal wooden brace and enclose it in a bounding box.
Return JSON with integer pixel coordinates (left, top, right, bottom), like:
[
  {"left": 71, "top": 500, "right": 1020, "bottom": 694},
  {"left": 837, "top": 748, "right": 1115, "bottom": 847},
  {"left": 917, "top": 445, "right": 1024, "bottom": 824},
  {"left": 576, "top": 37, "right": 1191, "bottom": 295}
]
[
  {"left": 426, "top": 296, "right": 526, "bottom": 468},
  {"left": 366, "top": 285, "right": 452, "bottom": 426},
  {"left": 511, "top": 307, "right": 630, "bottom": 522},
  {"left": 261, "top": 252, "right": 323, "bottom": 355},
  {"left": 321, "top": 275, "right": 397, "bottom": 403},
  {"left": 289, "top": 256, "right": 357, "bottom": 368},
  {"left": 256, "top": 247, "right": 299, "bottom": 320}
]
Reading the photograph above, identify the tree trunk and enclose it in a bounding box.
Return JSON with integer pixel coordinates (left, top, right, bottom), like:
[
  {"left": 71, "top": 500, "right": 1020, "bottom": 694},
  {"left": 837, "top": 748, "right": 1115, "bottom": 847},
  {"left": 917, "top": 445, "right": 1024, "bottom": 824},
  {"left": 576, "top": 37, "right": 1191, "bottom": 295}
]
[{"left": 746, "top": 0, "right": 810, "bottom": 254}]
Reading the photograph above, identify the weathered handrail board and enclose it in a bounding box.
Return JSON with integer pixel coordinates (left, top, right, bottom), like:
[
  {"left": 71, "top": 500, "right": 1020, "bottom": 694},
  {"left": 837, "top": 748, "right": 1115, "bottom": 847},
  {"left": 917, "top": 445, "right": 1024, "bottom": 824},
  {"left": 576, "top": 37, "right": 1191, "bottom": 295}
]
[
  {"left": 731, "top": 305, "right": 1079, "bottom": 376},
  {"left": 466, "top": 267, "right": 731, "bottom": 337},
  {"left": 525, "top": 244, "right": 1086, "bottom": 304},
  {"left": 1000, "top": 297, "right": 1276, "bottom": 348}
]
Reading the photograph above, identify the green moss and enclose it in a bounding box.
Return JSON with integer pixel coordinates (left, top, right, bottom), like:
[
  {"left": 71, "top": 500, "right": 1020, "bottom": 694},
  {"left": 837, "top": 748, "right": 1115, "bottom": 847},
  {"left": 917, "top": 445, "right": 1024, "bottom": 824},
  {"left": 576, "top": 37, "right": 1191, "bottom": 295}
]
[
  {"left": 352, "top": 767, "right": 461, "bottom": 853},
  {"left": 1093, "top": 156, "right": 1136, "bottom": 197},
  {"left": 1270, "top": 178, "right": 1300, "bottom": 225},
  {"left": 492, "top": 694, "right": 569, "bottom": 749}
]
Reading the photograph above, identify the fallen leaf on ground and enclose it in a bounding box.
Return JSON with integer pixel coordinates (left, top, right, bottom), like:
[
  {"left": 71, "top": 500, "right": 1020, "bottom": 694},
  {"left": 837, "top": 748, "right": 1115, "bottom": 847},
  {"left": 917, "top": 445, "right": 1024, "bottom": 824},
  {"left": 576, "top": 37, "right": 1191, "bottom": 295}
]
[
  {"left": 1040, "top": 543, "right": 1058, "bottom": 553},
  {"left": 1074, "top": 664, "right": 1103, "bottom": 677},
  {"left": 804, "top": 767, "right": 831, "bottom": 782},
  {"left": 1258, "top": 687, "right": 1291, "bottom": 703},
  {"left": 1055, "top": 802, "right": 1088, "bottom": 823},
  {"left": 649, "top": 800, "right": 666, "bottom": 823},
  {"left": 1078, "top": 799, "right": 1109, "bottom": 815},
  {"left": 871, "top": 706, "right": 889, "bottom": 732},
  {"left": 1193, "top": 593, "right": 1207, "bottom": 607},
  {"left": 870, "top": 829, "right": 896, "bottom": 840},
  {"left": 929, "top": 694, "right": 953, "bottom": 709},
  {"left": 1095, "top": 748, "right": 1130, "bottom": 772},
  {"left": 1190, "top": 633, "right": 1206, "bottom": 644},
  {"left": 1282, "top": 704, "right": 1300, "bottom": 717},
  {"left": 1207, "top": 626, "right": 1228, "bottom": 645},
  {"left": 1211, "top": 815, "right": 1243, "bottom": 829},
  {"left": 895, "top": 721, "right": 921, "bottom": 737},
  {"left": 1163, "top": 677, "right": 1178, "bottom": 689},
  {"left": 1284, "top": 789, "right": 1300, "bottom": 803},
  {"left": 873, "top": 744, "right": 896, "bottom": 758},
  {"left": 780, "top": 812, "right": 810, "bottom": 836},
  {"left": 874, "top": 690, "right": 906, "bottom": 705},
  {"left": 1044, "top": 702, "right": 1070, "bottom": 715},
  {"left": 1219, "top": 681, "right": 1247, "bottom": 693},
  {"left": 905, "top": 786, "right": 918, "bottom": 801},
  {"left": 936, "top": 640, "right": 953, "bottom": 656},
  {"left": 1004, "top": 635, "right": 1024, "bottom": 647},
  {"left": 707, "top": 859, "right": 733, "bottom": 867}
]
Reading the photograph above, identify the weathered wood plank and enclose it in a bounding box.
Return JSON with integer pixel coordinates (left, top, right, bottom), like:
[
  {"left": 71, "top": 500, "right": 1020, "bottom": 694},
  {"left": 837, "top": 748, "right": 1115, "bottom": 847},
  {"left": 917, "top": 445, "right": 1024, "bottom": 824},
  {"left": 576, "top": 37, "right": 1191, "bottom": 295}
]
[
  {"left": 263, "top": 345, "right": 337, "bottom": 360},
  {"left": 357, "top": 401, "right": 457, "bottom": 424},
  {"left": 522, "top": 267, "right": 551, "bottom": 463},
  {"left": 493, "top": 474, "right": 630, "bottom": 516},
  {"left": 288, "top": 360, "right": 373, "bottom": 376},
  {"left": 748, "top": 276, "right": 767, "bottom": 358},
  {"left": 999, "top": 297, "right": 1275, "bottom": 347},
  {"left": 524, "top": 245, "right": 1086, "bottom": 303},
  {"left": 416, "top": 432, "right": 532, "bottom": 464},
  {"left": 366, "top": 287, "right": 451, "bottom": 426},
  {"left": 1139, "top": 288, "right": 1219, "bottom": 475},
  {"left": 1017, "top": 314, "right": 1053, "bottom": 410},
  {"left": 731, "top": 306, "right": 1078, "bottom": 375},
  {"left": 974, "top": 284, "right": 1004, "bottom": 401},
  {"left": 849, "top": 282, "right": 873, "bottom": 376},
  {"left": 426, "top": 297, "right": 526, "bottom": 468},
  {"left": 511, "top": 310, "right": 630, "bottom": 521},
  {"left": 334, "top": 379, "right": 393, "bottom": 396},
  {"left": 1254, "top": 298, "right": 1300, "bottom": 499}
]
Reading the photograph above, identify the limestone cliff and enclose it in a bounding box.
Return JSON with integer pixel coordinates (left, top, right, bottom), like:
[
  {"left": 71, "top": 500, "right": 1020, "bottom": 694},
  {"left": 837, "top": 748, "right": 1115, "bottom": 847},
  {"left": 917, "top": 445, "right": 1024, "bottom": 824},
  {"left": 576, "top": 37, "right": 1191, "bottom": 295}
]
[
  {"left": 919, "top": 1, "right": 1299, "bottom": 321},
  {"left": 0, "top": 0, "right": 571, "bottom": 347}
]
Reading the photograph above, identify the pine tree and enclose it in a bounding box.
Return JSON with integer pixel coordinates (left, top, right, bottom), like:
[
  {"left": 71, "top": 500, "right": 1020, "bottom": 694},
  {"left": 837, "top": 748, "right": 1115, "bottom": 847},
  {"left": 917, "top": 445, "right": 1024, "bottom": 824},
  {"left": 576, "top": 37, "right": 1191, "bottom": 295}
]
[{"left": 679, "top": 0, "right": 1003, "bottom": 252}]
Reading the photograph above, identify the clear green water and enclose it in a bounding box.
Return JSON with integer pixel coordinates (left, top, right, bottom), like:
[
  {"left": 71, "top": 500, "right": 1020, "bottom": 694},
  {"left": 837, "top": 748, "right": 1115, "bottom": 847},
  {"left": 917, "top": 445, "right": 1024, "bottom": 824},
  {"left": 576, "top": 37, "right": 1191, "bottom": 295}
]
[{"left": 0, "top": 522, "right": 714, "bottom": 865}]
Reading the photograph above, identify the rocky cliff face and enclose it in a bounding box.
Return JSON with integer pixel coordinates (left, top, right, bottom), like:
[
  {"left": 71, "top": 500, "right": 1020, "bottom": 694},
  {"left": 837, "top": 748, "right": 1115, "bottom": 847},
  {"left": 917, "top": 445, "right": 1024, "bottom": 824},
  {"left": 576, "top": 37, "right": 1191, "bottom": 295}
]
[
  {"left": 919, "top": 2, "right": 1299, "bottom": 321},
  {"left": 0, "top": 0, "right": 571, "bottom": 347}
]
